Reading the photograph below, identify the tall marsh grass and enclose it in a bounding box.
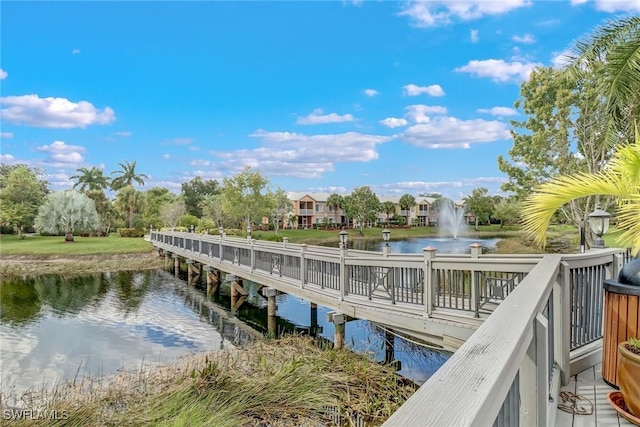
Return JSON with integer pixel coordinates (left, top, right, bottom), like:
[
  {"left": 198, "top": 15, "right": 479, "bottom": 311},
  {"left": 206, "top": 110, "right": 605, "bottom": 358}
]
[{"left": 1, "top": 336, "right": 416, "bottom": 426}]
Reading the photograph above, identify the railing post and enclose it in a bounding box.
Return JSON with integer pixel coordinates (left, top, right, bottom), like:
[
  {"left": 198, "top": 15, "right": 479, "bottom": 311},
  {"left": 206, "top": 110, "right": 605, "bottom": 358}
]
[
  {"left": 555, "top": 261, "right": 571, "bottom": 386},
  {"left": 470, "top": 243, "right": 482, "bottom": 318},
  {"left": 300, "top": 243, "right": 307, "bottom": 288},
  {"left": 340, "top": 244, "right": 347, "bottom": 301},
  {"left": 249, "top": 238, "right": 255, "bottom": 272},
  {"left": 535, "top": 313, "right": 549, "bottom": 426},
  {"left": 611, "top": 252, "right": 624, "bottom": 280},
  {"left": 423, "top": 247, "right": 436, "bottom": 317},
  {"left": 219, "top": 233, "right": 223, "bottom": 263},
  {"left": 283, "top": 237, "right": 289, "bottom": 249}
]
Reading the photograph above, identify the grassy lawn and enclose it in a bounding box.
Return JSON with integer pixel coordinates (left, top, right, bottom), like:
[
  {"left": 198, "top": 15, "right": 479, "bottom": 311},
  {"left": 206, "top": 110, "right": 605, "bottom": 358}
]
[{"left": 0, "top": 233, "right": 154, "bottom": 256}]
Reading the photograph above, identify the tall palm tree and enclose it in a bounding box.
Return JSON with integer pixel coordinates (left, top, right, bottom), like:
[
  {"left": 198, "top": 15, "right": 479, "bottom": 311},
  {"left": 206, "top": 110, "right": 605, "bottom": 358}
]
[
  {"left": 522, "top": 127, "right": 640, "bottom": 256},
  {"left": 326, "top": 193, "right": 343, "bottom": 226},
  {"left": 70, "top": 167, "right": 111, "bottom": 192},
  {"left": 111, "top": 160, "right": 149, "bottom": 191},
  {"left": 399, "top": 194, "right": 416, "bottom": 227},
  {"left": 381, "top": 201, "right": 396, "bottom": 225},
  {"left": 565, "top": 15, "right": 640, "bottom": 146}
]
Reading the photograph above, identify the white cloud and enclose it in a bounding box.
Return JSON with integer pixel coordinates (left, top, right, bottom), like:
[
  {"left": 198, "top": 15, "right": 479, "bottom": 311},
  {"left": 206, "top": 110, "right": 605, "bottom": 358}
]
[
  {"left": 398, "top": 0, "right": 530, "bottom": 27},
  {"left": 0, "top": 69, "right": 7, "bottom": 80},
  {"left": 0, "top": 94, "right": 115, "bottom": 128},
  {"left": 551, "top": 49, "right": 573, "bottom": 69},
  {"left": 72, "top": 49, "right": 81, "bottom": 55},
  {"left": 189, "top": 159, "right": 211, "bottom": 167},
  {"left": 364, "top": 88, "right": 379, "bottom": 97},
  {"left": 379, "top": 117, "right": 408, "bottom": 128},
  {"left": 512, "top": 33, "right": 535, "bottom": 44},
  {"left": 470, "top": 29, "right": 479, "bottom": 43},
  {"left": 401, "top": 116, "right": 510, "bottom": 149},
  {"left": 36, "top": 140, "right": 86, "bottom": 166},
  {"left": 0, "top": 154, "right": 15, "bottom": 162},
  {"left": 403, "top": 84, "right": 445, "bottom": 97},
  {"left": 570, "top": 0, "right": 588, "bottom": 4},
  {"left": 114, "top": 131, "right": 132, "bottom": 137},
  {"left": 208, "top": 130, "right": 392, "bottom": 178},
  {"left": 162, "top": 154, "right": 171, "bottom": 160},
  {"left": 173, "top": 137, "right": 193, "bottom": 145},
  {"left": 1, "top": 132, "right": 14, "bottom": 138},
  {"left": 296, "top": 108, "right": 355, "bottom": 125},
  {"left": 588, "top": 0, "right": 640, "bottom": 11},
  {"left": 477, "top": 106, "right": 519, "bottom": 116},
  {"left": 455, "top": 59, "right": 542, "bottom": 83},
  {"left": 405, "top": 104, "right": 448, "bottom": 124}
]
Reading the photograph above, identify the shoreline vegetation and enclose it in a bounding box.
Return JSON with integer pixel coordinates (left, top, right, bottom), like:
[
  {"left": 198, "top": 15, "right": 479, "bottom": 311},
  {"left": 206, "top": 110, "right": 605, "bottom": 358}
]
[
  {"left": 2, "top": 336, "right": 416, "bottom": 427},
  {"left": 0, "top": 225, "right": 624, "bottom": 278}
]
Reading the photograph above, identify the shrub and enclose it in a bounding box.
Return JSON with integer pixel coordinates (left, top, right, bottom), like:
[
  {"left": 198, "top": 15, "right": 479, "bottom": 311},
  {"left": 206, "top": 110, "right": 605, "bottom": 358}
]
[{"left": 118, "top": 228, "right": 146, "bottom": 238}]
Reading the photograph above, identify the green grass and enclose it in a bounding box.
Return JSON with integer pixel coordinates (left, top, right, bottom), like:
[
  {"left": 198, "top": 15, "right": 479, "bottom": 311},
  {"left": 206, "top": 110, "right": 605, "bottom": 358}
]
[{"left": 0, "top": 234, "right": 154, "bottom": 257}]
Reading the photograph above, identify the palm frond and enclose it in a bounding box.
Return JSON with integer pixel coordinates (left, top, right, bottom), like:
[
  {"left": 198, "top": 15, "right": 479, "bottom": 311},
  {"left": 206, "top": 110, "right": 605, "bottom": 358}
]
[
  {"left": 521, "top": 172, "right": 626, "bottom": 247},
  {"left": 615, "top": 195, "right": 640, "bottom": 256}
]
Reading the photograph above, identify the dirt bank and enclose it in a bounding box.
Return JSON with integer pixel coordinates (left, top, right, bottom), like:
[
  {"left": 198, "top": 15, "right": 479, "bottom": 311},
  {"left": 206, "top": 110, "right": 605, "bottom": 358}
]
[{"left": 0, "top": 252, "right": 165, "bottom": 278}]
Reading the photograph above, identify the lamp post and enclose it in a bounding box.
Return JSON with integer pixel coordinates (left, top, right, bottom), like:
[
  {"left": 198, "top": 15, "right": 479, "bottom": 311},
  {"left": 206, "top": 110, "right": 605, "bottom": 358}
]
[
  {"left": 588, "top": 204, "right": 611, "bottom": 249},
  {"left": 247, "top": 225, "right": 252, "bottom": 240},
  {"left": 219, "top": 226, "right": 224, "bottom": 237},
  {"left": 190, "top": 224, "right": 195, "bottom": 233},
  {"left": 339, "top": 230, "right": 348, "bottom": 251},
  {"left": 382, "top": 228, "right": 390, "bottom": 257}
]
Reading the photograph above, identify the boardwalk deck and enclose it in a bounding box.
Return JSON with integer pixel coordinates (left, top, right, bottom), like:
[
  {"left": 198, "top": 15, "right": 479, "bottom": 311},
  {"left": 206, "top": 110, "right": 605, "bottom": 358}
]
[{"left": 557, "top": 362, "right": 633, "bottom": 427}]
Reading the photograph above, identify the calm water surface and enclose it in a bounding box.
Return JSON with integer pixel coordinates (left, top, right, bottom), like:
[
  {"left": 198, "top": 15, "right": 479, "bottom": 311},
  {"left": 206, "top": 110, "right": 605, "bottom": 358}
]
[{"left": 1, "top": 268, "right": 450, "bottom": 396}]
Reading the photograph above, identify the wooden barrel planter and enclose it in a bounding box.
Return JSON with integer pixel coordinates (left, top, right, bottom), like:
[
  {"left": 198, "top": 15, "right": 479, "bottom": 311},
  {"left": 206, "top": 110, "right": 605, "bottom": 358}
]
[{"left": 602, "top": 259, "right": 640, "bottom": 388}]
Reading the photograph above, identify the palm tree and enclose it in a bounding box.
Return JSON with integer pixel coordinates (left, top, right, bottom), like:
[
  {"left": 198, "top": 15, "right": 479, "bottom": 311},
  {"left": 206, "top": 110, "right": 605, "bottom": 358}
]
[
  {"left": 399, "top": 194, "right": 416, "bottom": 227},
  {"left": 523, "top": 16, "right": 640, "bottom": 257},
  {"left": 111, "top": 160, "right": 149, "bottom": 191},
  {"left": 521, "top": 127, "right": 640, "bottom": 256},
  {"left": 381, "top": 201, "right": 396, "bottom": 225},
  {"left": 326, "top": 193, "right": 344, "bottom": 226},
  {"left": 114, "top": 185, "right": 144, "bottom": 228},
  {"left": 565, "top": 15, "right": 640, "bottom": 146},
  {"left": 70, "top": 167, "right": 111, "bottom": 192}
]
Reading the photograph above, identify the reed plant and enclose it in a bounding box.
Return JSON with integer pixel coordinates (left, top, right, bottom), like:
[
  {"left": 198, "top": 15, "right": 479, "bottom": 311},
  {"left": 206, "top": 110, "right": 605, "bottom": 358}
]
[{"left": 2, "top": 335, "right": 416, "bottom": 427}]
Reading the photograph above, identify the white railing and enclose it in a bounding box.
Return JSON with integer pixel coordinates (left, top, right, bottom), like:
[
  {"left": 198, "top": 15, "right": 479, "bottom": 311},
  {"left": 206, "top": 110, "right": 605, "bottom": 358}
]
[{"left": 383, "top": 248, "right": 625, "bottom": 427}]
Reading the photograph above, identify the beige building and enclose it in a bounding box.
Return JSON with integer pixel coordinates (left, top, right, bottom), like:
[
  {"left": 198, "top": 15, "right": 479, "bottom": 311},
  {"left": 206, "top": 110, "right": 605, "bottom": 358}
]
[{"left": 287, "top": 192, "right": 465, "bottom": 228}]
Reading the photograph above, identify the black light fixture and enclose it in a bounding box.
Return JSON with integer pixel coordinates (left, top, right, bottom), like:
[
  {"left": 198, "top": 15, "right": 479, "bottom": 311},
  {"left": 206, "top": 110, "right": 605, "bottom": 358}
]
[
  {"left": 339, "top": 230, "right": 348, "bottom": 248},
  {"left": 588, "top": 204, "right": 611, "bottom": 248},
  {"left": 382, "top": 228, "right": 390, "bottom": 247}
]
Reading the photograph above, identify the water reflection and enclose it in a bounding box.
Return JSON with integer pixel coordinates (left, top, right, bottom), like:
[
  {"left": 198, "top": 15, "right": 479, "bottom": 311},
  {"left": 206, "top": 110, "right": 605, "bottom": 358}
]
[
  {"left": 341, "top": 236, "right": 500, "bottom": 253},
  {"left": 1, "top": 266, "right": 452, "bottom": 395}
]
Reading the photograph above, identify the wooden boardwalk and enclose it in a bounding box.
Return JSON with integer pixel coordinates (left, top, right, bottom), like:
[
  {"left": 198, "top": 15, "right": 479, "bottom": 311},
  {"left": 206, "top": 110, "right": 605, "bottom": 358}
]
[{"left": 557, "top": 362, "right": 634, "bottom": 427}]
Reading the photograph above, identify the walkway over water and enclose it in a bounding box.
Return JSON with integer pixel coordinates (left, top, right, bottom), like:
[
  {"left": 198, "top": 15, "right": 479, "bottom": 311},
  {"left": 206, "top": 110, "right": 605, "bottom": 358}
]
[{"left": 152, "top": 231, "right": 633, "bottom": 425}]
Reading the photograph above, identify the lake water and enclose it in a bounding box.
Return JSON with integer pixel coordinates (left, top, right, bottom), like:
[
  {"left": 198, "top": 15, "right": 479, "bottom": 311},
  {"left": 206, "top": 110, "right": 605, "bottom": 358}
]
[
  {"left": 330, "top": 236, "right": 501, "bottom": 254},
  {"left": 0, "top": 269, "right": 450, "bottom": 397}
]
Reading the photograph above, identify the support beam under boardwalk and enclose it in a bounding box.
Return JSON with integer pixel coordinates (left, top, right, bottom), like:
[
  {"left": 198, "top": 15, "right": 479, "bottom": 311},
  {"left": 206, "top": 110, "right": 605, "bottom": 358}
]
[{"left": 327, "top": 311, "right": 355, "bottom": 350}]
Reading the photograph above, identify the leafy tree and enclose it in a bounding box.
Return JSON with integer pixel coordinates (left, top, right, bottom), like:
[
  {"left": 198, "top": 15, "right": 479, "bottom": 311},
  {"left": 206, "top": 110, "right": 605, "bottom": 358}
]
[
  {"left": 344, "top": 186, "right": 380, "bottom": 236},
  {"left": 399, "top": 194, "right": 416, "bottom": 226},
  {"left": 160, "top": 199, "right": 187, "bottom": 229},
  {"left": 142, "top": 187, "right": 176, "bottom": 228},
  {"left": 35, "top": 190, "right": 100, "bottom": 242},
  {"left": 380, "top": 201, "right": 396, "bottom": 225},
  {"left": 270, "top": 188, "right": 292, "bottom": 235},
  {"left": 181, "top": 176, "right": 220, "bottom": 217},
  {"left": 327, "top": 193, "right": 344, "bottom": 225},
  {"left": 114, "top": 186, "right": 144, "bottom": 228},
  {"left": 70, "top": 167, "right": 110, "bottom": 192},
  {"left": 492, "top": 197, "right": 521, "bottom": 228},
  {"left": 565, "top": 15, "right": 640, "bottom": 147},
  {"left": 221, "top": 167, "right": 274, "bottom": 229},
  {"left": 464, "top": 187, "right": 494, "bottom": 231},
  {"left": 199, "top": 194, "right": 227, "bottom": 228},
  {"left": 179, "top": 214, "right": 199, "bottom": 230},
  {"left": 0, "top": 164, "right": 49, "bottom": 239},
  {"left": 522, "top": 127, "right": 640, "bottom": 255},
  {"left": 86, "top": 189, "right": 114, "bottom": 235},
  {"left": 111, "top": 160, "right": 148, "bottom": 191}
]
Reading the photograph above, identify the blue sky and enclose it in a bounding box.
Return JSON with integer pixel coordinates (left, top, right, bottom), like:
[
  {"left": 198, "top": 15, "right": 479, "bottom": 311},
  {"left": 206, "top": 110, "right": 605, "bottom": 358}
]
[{"left": 1, "top": 1, "right": 638, "bottom": 199}]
